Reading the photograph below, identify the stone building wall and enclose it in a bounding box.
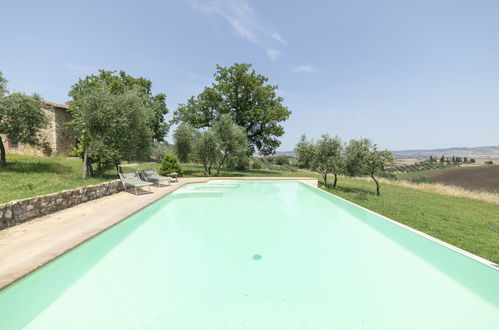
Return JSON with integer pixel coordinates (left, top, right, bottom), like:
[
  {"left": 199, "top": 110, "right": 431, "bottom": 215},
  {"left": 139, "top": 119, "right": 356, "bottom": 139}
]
[
  {"left": 0, "top": 180, "right": 124, "bottom": 231},
  {"left": 1, "top": 100, "right": 76, "bottom": 156}
]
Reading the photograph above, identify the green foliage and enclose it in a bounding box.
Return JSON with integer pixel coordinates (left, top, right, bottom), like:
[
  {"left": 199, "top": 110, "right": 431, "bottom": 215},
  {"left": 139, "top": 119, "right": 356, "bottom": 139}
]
[
  {"left": 251, "top": 158, "right": 263, "bottom": 169},
  {"left": 68, "top": 69, "right": 169, "bottom": 141},
  {"left": 70, "top": 87, "right": 154, "bottom": 170},
  {"left": 192, "top": 130, "right": 218, "bottom": 175},
  {"left": 150, "top": 141, "right": 174, "bottom": 160},
  {"left": 212, "top": 114, "right": 249, "bottom": 175},
  {"left": 312, "top": 135, "right": 343, "bottom": 186},
  {"left": 0, "top": 93, "right": 47, "bottom": 165},
  {"left": 0, "top": 71, "right": 8, "bottom": 97},
  {"left": 294, "top": 134, "right": 315, "bottom": 169},
  {"left": 158, "top": 153, "right": 182, "bottom": 176},
  {"left": 173, "top": 123, "right": 197, "bottom": 162},
  {"left": 174, "top": 63, "right": 291, "bottom": 155},
  {"left": 274, "top": 155, "right": 290, "bottom": 165},
  {"left": 343, "top": 138, "right": 371, "bottom": 176},
  {"left": 365, "top": 144, "right": 395, "bottom": 195}
]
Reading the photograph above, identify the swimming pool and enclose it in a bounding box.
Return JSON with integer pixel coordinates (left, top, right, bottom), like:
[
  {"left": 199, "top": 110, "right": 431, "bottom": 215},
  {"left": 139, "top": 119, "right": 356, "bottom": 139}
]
[{"left": 0, "top": 180, "right": 498, "bottom": 329}]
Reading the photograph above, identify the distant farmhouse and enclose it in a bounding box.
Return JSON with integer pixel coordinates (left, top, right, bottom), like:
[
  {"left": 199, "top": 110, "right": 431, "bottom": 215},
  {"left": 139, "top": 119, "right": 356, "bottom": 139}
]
[{"left": 1, "top": 100, "right": 76, "bottom": 156}]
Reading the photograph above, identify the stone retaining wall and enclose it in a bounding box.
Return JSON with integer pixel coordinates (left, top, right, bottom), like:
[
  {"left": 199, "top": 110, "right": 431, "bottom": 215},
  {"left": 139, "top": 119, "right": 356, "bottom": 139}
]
[{"left": 0, "top": 180, "right": 124, "bottom": 230}]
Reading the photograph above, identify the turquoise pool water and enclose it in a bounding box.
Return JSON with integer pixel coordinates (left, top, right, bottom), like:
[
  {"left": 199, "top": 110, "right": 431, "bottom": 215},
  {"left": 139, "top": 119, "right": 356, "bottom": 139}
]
[{"left": 0, "top": 180, "right": 498, "bottom": 329}]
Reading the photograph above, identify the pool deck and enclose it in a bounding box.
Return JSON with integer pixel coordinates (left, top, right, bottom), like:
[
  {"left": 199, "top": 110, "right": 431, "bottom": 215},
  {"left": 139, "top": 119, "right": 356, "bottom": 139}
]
[{"left": 0, "top": 177, "right": 317, "bottom": 290}]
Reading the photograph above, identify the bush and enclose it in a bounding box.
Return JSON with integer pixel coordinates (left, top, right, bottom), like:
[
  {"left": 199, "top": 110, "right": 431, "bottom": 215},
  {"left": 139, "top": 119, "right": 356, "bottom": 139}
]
[
  {"left": 274, "top": 155, "right": 290, "bottom": 165},
  {"left": 159, "top": 153, "right": 182, "bottom": 176},
  {"left": 251, "top": 159, "right": 263, "bottom": 169}
]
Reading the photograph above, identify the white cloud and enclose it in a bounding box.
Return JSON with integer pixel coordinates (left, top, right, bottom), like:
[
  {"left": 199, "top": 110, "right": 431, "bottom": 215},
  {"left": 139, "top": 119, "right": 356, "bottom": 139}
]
[
  {"left": 266, "top": 48, "right": 282, "bottom": 60},
  {"left": 292, "top": 65, "right": 317, "bottom": 73},
  {"left": 188, "top": 0, "right": 285, "bottom": 59}
]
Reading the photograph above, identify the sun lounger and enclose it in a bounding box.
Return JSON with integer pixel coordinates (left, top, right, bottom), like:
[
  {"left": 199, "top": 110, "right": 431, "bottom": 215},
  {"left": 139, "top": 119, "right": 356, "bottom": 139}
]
[
  {"left": 119, "top": 172, "right": 153, "bottom": 195},
  {"left": 139, "top": 169, "right": 172, "bottom": 187}
]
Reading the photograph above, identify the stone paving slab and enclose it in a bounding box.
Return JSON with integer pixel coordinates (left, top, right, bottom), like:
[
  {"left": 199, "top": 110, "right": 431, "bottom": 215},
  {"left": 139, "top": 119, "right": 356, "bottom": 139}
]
[{"left": 0, "top": 177, "right": 316, "bottom": 290}]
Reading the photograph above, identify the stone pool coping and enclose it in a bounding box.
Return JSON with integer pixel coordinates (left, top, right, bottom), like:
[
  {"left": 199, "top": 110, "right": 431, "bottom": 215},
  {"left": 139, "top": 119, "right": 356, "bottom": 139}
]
[{"left": 0, "top": 177, "right": 317, "bottom": 290}]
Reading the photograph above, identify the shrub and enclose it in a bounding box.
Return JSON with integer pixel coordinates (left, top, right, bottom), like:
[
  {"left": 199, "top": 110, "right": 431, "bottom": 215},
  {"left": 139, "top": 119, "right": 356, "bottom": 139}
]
[
  {"left": 251, "top": 159, "right": 263, "bottom": 169},
  {"left": 274, "top": 155, "right": 290, "bottom": 165},
  {"left": 159, "top": 153, "right": 182, "bottom": 176}
]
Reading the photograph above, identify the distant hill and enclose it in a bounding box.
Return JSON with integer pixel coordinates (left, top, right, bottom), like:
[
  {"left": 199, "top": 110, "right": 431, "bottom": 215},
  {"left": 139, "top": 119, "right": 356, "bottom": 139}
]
[
  {"left": 392, "top": 146, "right": 499, "bottom": 159},
  {"left": 274, "top": 146, "right": 499, "bottom": 159}
]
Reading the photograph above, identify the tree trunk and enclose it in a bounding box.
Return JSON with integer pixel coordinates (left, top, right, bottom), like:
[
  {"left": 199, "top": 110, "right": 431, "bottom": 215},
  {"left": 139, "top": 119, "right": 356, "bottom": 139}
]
[
  {"left": 0, "top": 137, "right": 6, "bottom": 166},
  {"left": 83, "top": 148, "right": 88, "bottom": 179},
  {"left": 371, "top": 173, "right": 380, "bottom": 196},
  {"left": 333, "top": 173, "right": 338, "bottom": 188},
  {"left": 322, "top": 172, "right": 327, "bottom": 186}
]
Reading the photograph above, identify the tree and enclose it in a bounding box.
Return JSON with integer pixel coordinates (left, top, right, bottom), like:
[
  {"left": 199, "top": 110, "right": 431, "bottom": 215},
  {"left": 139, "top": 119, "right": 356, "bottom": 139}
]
[
  {"left": 212, "top": 114, "right": 248, "bottom": 175},
  {"left": 174, "top": 63, "right": 291, "bottom": 155},
  {"left": 70, "top": 87, "right": 154, "bottom": 177},
  {"left": 343, "top": 138, "right": 371, "bottom": 177},
  {"left": 173, "top": 123, "right": 197, "bottom": 162},
  {"left": 0, "top": 72, "right": 7, "bottom": 97},
  {"left": 0, "top": 93, "right": 47, "bottom": 166},
  {"left": 365, "top": 145, "right": 394, "bottom": 196},
  {"left": 69, "top": 70, "right": 169, "bottom": 141},
  {"left": 158, "top": 153, "right": 182, "bottom": 176},
  {"left": 294, "top": 134, "right": 315, "bottom": 169},
  {"left": 311, "top": 135, "right": 343, "bottom": 187},
  {"left": 193, "top": 130, "right": 218, "bottom": 176}
]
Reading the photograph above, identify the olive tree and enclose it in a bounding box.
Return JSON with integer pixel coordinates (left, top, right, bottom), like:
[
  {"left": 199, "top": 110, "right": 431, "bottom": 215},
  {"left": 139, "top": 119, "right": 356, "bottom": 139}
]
[
  {"left": 69, "top": 70, "right": 169, "bottom": 141},
  {"left": 366, "top": 145, "right": 394, "bottom": 196},
  {"left": 294, "top": 134, "right": 315, "bottom": 169},
  {"left": 70, "top": 87, "right": 154, "bottom": 177},
  {"left": 0, "top": 93, "right": 47, "bottom": 166},
  {"left": 312, "top": 135, "right": 344, "bottom": 187},
  {"left": 295, "top": 134, "right": 343, "bottom": 187},
  {"left": 174, "top": 63, "right": 291, "bottom": 155},
  {"left": 193, "top": 130, "right": 218, "bottom": 176},
  {"left": 212, "top": 114, "right": 248, "bottom": 175},
  {"left": 173, "top": 123, "right": 197, "bottom": 162},
  {"left": 343, "top": 138, "right": 371, "bottom": 177}
]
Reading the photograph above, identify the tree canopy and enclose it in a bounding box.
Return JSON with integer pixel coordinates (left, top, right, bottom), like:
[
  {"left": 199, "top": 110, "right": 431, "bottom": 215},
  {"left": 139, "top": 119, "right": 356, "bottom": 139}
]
[
  {"left": 174, "top": 63, "right": 291, "bottom": 155},
  {"left": 0, "top": 93, "right": 47, "bottom": 166},
  {"left": 173, "top": 123, "right": 197, "bottom": 163},
  {"left": 343, "top": 138, "right": 372, "bottom": 177},
  {"left": 294, "top": 134, "right": 343, "bottom": 187},
  {"left": 70, "top": 87, "right": 154, "bottom": 176},
  {"left": 69, "top": 70, "right": 169, "bottom": 141},
  {"left": 0, "top": 72, "right": 7, "bottom": 97},
  {"left": 365, "top": 144, "right": 394, "bottom": 196}
]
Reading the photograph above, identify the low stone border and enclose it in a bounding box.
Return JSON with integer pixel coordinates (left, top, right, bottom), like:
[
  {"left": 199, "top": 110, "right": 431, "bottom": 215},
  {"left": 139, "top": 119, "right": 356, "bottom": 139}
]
[{"left": 0, "top": 180, "right": 124, "bottom": 230}]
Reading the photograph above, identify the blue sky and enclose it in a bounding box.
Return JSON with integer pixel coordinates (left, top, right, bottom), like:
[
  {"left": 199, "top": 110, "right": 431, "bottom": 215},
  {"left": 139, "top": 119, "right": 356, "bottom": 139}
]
[{"left": 1, "top": 0, "right": 498, "bottom": 151}]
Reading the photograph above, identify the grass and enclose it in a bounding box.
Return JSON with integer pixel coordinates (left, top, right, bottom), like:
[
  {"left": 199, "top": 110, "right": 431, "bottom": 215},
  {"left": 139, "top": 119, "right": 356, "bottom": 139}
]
[
  {"left": 1, "top": 154, "right": 499, "bottom": 264},
  {"left": 0, "top": 154, "right": 116, "bottom": 203}
]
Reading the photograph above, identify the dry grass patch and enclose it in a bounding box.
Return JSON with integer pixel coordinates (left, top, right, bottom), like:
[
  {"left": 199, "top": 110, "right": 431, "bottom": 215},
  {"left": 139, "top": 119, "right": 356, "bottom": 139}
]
[{"left": 357, "top": 176, "right": 499, "bottom": 206}]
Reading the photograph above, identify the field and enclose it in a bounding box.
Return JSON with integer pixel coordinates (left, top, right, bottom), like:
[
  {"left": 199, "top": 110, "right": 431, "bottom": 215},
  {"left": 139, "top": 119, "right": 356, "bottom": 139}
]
[{"left": 406, "top": 165, "right": 499, "bottom": 193}]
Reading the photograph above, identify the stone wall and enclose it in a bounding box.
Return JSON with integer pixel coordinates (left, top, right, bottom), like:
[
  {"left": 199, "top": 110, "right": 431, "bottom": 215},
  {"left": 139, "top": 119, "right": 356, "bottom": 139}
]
[{"left": 0, "top": 180, "right": 124, "bottom": 231}]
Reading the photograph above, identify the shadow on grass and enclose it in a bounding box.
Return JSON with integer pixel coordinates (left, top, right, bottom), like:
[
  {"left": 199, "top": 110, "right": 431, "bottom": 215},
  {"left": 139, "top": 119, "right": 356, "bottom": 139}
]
[
  {"left": 1, "top": 161, "right": 73, "bottom": 174},
  {"left": 323, "top": 182, "right": 376, "bottom": 201}
]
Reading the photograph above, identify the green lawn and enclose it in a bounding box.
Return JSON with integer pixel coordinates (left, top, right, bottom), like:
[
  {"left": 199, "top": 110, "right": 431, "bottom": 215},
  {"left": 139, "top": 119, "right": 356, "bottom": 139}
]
[{"left": 1, "top": 154, "right": 498, "bottom": 264}]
